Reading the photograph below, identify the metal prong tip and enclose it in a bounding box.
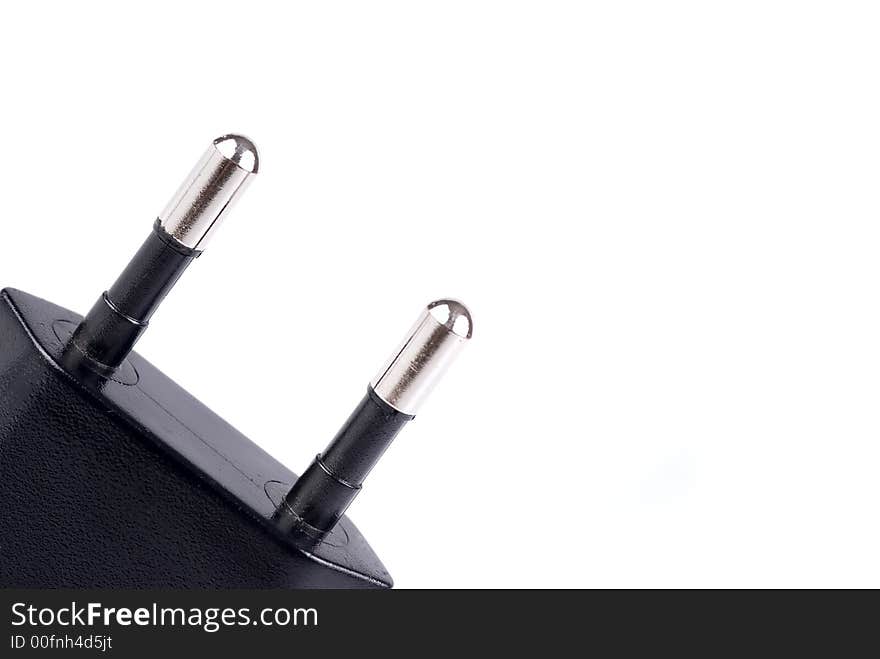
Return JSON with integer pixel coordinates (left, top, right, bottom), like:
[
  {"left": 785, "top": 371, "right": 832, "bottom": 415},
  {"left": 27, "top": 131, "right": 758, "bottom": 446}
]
[
  {"left": 370, "top": 299, "right": 473, "bottom": 416},
  {"left": 159, "top": 134, "right": 259, "bottom": 251},
  {"left": 213, "top": 134, "right": 259, "bottom": 173},
  {"left": 428, "top": 299, "right": 473, "bottom": 339}
]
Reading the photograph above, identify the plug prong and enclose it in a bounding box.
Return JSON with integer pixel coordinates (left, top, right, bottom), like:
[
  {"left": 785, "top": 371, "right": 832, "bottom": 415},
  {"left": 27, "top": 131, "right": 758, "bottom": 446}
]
[
  {"left": 69, "top": 134, "right": 258, "bottom": 369},
  {"left": 281, "top": 300, "right": 473, "bottom": 535}
]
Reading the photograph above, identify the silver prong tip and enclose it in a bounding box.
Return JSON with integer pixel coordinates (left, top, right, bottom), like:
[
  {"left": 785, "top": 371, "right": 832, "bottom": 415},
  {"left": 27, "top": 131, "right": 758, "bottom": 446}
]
[
  {"left": 213, "top": 134, "right": 259, "bottom": 173},
  {"left": 158, "top": 134, "right": 259, "bottom": 250},
  {"left": 370, "top": 299, "right": 473, "bottom": 416},
  {"left": 428, "top": 299, "right": 473, "bottom": 339}
]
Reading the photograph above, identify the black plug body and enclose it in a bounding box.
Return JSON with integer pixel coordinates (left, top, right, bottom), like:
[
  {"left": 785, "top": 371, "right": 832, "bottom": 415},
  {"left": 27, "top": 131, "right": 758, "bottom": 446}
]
[
  {"left": 0, "top": 288, "right": 391, "bottom": 587},
  {"left": 0, "top": 289, "right": 392, "bottom": 588}
]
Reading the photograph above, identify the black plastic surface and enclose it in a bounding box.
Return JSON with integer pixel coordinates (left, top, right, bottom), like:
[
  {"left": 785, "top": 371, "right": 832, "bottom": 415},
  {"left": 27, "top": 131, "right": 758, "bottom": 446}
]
[{"left": 0, "top": 288, "right": 392, "bottom": 588}]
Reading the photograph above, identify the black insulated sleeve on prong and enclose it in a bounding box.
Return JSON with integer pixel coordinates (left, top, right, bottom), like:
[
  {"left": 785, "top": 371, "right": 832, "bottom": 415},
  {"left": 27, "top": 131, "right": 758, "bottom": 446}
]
[
  {"left": 282, "top": 389, "right": 413, "bottom": 534},
  {"left": 69, "top": 222, "right": 198, "bottom": 369}
]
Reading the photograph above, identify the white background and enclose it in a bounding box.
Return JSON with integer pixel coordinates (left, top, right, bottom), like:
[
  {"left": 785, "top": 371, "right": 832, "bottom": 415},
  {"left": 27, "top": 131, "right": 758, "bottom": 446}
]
[{"left": 2, "top": 2, "right": 878, "bottom": 588}]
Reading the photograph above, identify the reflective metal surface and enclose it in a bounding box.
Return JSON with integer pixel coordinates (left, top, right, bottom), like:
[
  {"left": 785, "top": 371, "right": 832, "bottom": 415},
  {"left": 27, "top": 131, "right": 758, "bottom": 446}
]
[
  {"left": 370, "top": 299, "right": 472, "bottom": 415},
  {"left": 159, "top": 134, "right": 259, "bottom": 250}
]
